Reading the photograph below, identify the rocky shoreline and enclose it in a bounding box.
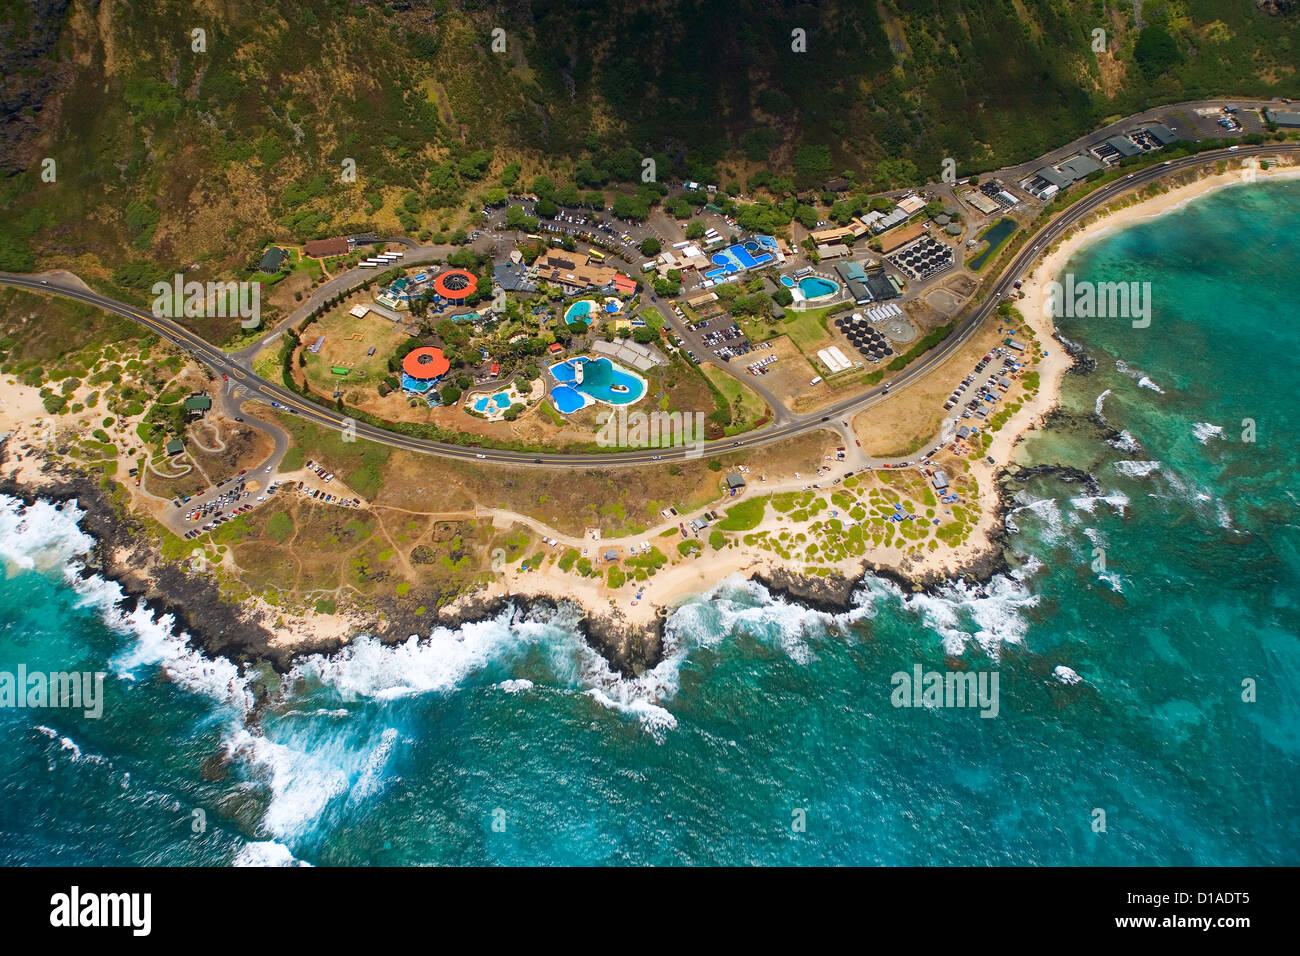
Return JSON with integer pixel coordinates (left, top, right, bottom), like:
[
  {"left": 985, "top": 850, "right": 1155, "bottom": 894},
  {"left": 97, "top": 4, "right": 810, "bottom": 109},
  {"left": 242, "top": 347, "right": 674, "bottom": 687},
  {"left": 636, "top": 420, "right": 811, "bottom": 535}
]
[{"left": 0, "top": 419, "right": 1069, "bottom": 679}]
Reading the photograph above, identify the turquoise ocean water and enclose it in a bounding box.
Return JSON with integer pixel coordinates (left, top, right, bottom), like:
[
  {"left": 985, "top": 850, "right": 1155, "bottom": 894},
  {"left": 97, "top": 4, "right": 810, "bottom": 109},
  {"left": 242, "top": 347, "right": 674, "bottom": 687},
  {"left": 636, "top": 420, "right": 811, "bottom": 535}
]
[{"left": 1, "top": 179, "right": 1297, "bottom": 866}]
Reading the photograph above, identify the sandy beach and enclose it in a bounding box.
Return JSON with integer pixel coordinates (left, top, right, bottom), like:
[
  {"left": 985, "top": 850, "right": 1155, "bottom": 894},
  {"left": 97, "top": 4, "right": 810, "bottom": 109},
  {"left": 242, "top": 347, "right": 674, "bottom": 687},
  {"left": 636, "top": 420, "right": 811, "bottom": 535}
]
[{"left": 897, "top": 157, "right": 1300, "bottom": 584}]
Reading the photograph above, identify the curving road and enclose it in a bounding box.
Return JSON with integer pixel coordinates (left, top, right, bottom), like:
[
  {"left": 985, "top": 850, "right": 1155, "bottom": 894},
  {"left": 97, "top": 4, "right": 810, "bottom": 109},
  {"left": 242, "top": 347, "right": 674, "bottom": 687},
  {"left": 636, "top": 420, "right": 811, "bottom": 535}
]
[{"left": 3, "top": 143, "right": 1295, "bottom": 469}]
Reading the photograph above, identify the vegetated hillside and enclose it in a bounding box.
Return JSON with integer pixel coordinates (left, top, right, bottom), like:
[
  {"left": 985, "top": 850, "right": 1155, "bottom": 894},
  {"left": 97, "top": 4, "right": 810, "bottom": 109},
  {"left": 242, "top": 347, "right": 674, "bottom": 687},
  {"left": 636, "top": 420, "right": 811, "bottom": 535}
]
[{"left": 1, "top": 0, "right": 1297, "bottom": 281}]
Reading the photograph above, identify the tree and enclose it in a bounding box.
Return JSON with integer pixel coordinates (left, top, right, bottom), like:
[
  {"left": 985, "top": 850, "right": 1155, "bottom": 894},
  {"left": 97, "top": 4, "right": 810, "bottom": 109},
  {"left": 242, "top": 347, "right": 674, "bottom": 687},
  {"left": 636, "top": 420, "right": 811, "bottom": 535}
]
[
  {"left": 530, "top": 175, "right": 556, "bottom": 200},
  {"left": 665, "top": 197, "right": 691, "bottom": 218},
  {"left": 1135, "top": 26, "right": 1180, "bottom": 79},
  {"left": 440, "top": 384, "right": 462, "bottom": 404},
  {"left": 504, "top": 206, "right": 539, "bottom": 233},
  {"left": 684, "top": 221, "right": 705, "bottom": 240},
  {"left": 535, "top": 197, "right": 558, "bottom": 218},
  {"left": 457, "top": 150, "right": 492, "bottom": 180},
  {"left": 873, "top": 159, "right": 920, "bottom": 190},
  {"left": 612, "top": 194, "right": 650, "bottom": 220},
  {"left": 640, "top": 236, "right": 661, "bottom": 256}
]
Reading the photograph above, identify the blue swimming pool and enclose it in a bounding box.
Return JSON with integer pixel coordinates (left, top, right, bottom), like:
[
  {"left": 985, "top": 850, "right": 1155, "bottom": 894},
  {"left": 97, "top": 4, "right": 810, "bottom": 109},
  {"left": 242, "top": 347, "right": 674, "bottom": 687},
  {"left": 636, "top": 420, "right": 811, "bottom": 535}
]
[
  {"left": 798, "top": 276, "right": 840, "bottom": 299},
  {"left": 551, "top": 385, "right": 587, "bottom": 415},
  {"left": 702, "top": 238, "right": 777, "bottom": 280},
  {"left": 780, "top": 275, "right": 795, "bottom": 288},
  {"left": 472, "top": 391, "right": 512, "bottom": 414},
  {"left": 549, "top": 356, "right": 646, "bottom": 410},
  {"left": 564, "top": 300, "right": 597, "bottom": 324}
]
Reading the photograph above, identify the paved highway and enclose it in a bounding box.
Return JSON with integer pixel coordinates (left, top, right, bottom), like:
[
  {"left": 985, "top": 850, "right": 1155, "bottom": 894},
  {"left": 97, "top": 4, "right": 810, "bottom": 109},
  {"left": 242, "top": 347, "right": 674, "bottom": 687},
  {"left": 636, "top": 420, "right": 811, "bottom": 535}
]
[{"left": 3, "top": 143, "right": 1295, "bottom": 470}]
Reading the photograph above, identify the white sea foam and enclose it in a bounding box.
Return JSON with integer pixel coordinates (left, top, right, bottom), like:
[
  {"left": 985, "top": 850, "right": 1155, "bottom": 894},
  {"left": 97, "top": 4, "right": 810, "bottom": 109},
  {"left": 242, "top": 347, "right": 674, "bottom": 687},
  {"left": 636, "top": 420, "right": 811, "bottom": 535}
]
[
  {"left": 284, "top": 577, "right": 874, "bottom": 744},
  {"left": 0, "top": 494, "right": 95, "bottom": 572},
  {"left": 232, "top": 841, "right": 312, "bottom": 867},
  {"left": 1115, "top": 359, "right": 1165, "bottom": 394},
  {"left": 862, "top": 567, "right": 1040, "bottom": 660},
  {"left": 1053, "top": 665, "right": 1082, "bottom": 685},
  {"left": 0, "top": 495, "right": 363, "bottom": 846},
  {"left": 586, "top": 688, "right": 678, "bottom": 739},
  {"left": 287, "top": 603, "right": 686, "bottom": 742},
  {"left": 289, "top": 614, "right": 546, "bottom": 702},
  {"left": 1008, "top": 494, "right": 1065, "bottom": 542},
  {"left": 0, "top": 494, "right": 254, "bottom": 714},
  {"left": 0, "top": 493, "right": 1046, "bottom": 840},
  {"left": 71, "top": 575, "right": 255, "bottom": 715},
  {"left": 223, "top": 722, "right": 394, "bottom": 839},
  {"left": 1192, "top": 422, "right": 1224, "bottom": 444},
  {"left": 33, "top": 726, "right": 109, "bottom": 767},
  {"left": 1107, "top": 429, "right": 1141, "bottom": 453},
  {"left": 1114, "top": 459, "right": 1161, "bottom": 479},
  {"left": 1070, "top": 490, "right": 1130, "bottom": 515},
  {"left": 1094, "top": 388, "right": 1111, "bottom": 422},
  {"left": 349, "top": 727, "right": 399, "bottom": 804}
]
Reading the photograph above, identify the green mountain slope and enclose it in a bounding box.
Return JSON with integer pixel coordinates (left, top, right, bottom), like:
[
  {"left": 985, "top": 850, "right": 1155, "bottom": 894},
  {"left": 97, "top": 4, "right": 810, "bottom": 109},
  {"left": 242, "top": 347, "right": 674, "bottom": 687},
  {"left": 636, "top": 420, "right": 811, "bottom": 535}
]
[{"left": 1, "top": 0, "right": 1297, "bottom": 277}]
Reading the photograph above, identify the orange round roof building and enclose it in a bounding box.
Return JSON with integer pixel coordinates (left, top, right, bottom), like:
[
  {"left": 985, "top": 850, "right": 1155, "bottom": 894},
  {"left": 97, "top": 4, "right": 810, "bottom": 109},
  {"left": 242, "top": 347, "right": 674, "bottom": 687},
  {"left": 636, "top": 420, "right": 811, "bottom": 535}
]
[
  {"left": 431, "top": 269, "right": 477, "bottom": 300},
  {"left": 402, "top": 346, "right": 450, "bottom": 380}
]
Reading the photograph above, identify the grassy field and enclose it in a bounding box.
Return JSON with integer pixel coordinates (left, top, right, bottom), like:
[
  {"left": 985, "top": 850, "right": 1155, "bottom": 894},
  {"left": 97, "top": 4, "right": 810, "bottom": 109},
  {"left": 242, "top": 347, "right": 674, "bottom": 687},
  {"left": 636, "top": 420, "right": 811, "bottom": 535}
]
[
  {"left": 279, "top": 409, "right": 831, "bottom": 538},
  {"left": 781, "top": 306, "right": 837, "bottom": 354},
  {"left": 701, "top": 364, "right": 768, "bottom": 432},
  {"left": 299, "top": 300, "right": 408, "bottom": 395},
  {"left": 851, "top": 317, "right": 1007, "bottom": 458}
]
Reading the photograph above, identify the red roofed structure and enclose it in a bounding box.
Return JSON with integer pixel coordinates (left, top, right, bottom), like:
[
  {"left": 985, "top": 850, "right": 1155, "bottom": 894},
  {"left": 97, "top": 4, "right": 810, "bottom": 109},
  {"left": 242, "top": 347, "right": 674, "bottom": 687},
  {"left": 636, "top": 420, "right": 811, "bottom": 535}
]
[
  {"left": 303, "top": 237, "right": 349, "bottom": 258},
  {"left": 402, "top": 346, "right": 451, "bottom": 380},
  {"left": 431, "top": 269, "right": 478, "bottom": 301}
]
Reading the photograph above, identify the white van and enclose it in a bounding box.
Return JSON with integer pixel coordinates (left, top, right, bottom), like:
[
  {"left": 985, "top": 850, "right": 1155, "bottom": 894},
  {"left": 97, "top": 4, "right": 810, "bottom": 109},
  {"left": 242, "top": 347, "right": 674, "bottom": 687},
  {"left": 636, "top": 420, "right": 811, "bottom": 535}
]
[{"left": 809, "top": 376, "right": 823, "bottom": 386}]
